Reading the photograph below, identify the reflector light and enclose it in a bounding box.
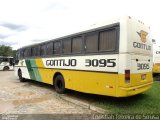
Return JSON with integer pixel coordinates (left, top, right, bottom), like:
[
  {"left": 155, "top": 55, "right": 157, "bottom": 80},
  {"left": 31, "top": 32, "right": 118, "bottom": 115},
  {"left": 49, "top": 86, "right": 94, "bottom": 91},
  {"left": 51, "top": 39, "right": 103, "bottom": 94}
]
[{"left": 125, "top": 70, "right": 130, "bottom": 84}]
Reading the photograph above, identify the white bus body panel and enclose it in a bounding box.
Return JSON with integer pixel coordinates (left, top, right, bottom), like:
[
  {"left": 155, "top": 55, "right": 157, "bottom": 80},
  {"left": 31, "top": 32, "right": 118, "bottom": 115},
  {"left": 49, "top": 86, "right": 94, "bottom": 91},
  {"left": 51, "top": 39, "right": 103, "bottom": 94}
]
[
  {"left": 0, "top": 62, "right": 14, "bottom": 70},
  {"left": 42, "top": 54, "right": 119, "bottom": 73}
]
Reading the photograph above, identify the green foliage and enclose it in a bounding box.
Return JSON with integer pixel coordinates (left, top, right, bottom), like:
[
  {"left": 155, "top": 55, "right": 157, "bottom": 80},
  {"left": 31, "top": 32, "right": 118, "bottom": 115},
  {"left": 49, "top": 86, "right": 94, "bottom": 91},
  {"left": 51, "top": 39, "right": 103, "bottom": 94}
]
[
  {"left": 12, "top": 50, "right": 17, "bottom": 58},
  {"left": 0, "top": 45, "right": 16, "bottom": 57}
]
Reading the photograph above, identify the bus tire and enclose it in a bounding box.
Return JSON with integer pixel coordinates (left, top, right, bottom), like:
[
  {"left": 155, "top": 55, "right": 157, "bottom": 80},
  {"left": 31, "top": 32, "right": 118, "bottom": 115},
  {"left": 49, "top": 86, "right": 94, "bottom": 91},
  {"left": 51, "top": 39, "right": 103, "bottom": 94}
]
[
  {"left": 3, "top": 66, "right": 9, "bottom": 71},
  {"left": 18, "top": 69, "right": 25, "bottom": 82},
  {"left": 54, "top": 75, "right": 66, "bottom": 94}
]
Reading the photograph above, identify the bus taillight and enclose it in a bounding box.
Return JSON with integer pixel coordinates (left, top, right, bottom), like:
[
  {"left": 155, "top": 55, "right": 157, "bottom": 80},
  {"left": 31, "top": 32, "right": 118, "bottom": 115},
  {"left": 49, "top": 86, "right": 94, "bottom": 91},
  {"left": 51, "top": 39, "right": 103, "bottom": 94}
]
[{"left": 125, "top": 70, "right": 130, "bottom": 84}]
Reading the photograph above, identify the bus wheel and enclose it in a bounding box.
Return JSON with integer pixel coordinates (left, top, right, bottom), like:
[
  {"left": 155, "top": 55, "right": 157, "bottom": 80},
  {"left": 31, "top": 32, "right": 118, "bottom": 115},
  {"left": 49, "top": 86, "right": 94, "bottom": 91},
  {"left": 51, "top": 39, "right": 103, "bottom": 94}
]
[
  {"left": 18, "top": 70, "right": 25, "bottom": 82},
  {"left": 54, "top": 75, "right": 66, "bottom": 94},
  {"left": 3, "top": 66, "right": 9, "bottom": 71}
]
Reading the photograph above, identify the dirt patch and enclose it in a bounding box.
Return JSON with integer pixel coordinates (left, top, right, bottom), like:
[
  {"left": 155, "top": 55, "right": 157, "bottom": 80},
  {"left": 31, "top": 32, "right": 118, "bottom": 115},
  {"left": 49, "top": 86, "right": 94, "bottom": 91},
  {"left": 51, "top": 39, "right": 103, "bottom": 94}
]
[
  {"left": 15, "top": 91, "right": 35, "bottom": 97},
  {"left": 0, "top": 100, "right": 15, "bottom": 113},
  {"left": 13, "top": 95, "right": 53, "bottom": 106}
]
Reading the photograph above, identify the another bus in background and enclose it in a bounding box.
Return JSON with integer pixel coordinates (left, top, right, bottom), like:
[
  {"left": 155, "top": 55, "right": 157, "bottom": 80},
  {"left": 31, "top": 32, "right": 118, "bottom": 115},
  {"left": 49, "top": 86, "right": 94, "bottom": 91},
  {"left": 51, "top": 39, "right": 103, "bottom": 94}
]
[
  {"left": 153, "top": 44, "right": 160, "bottom": 75},
  {"left": 0, "top": 56, "right": 14, "bottom": 71}
]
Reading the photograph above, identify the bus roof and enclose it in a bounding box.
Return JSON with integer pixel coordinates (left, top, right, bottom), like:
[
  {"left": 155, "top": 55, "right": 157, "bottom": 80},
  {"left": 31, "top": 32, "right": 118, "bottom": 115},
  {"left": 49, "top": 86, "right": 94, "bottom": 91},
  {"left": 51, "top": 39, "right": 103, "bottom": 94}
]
[
  {"left": 18, "top": 23, "right": 120, "bottom": 50},
  {"left": 18, "top": 16, "right": 149, "bottom": 50}
]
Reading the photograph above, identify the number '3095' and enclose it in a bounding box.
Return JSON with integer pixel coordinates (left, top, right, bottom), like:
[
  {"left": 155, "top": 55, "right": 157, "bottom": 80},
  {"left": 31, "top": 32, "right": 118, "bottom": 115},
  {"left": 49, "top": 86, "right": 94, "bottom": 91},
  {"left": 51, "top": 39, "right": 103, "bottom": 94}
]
[{"left": 137, "top": 63, "right": 149, "bottom": 70}]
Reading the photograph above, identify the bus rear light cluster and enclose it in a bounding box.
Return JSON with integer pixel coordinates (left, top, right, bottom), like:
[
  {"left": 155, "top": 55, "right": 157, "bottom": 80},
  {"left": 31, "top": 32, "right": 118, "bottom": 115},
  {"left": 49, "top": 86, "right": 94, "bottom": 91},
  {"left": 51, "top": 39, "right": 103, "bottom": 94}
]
[{"left": 125, "top": 70, "right": 130, "bottom": 84}]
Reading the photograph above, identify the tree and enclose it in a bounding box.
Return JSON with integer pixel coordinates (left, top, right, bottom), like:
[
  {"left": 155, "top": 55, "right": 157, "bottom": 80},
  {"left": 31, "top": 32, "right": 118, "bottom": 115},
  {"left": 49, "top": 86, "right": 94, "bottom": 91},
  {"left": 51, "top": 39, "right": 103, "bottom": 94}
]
[
  {"left": 12, "top": 50, "right": 17, "bottom": 58},
  {"left": 0, "top": 45, "right": 16, "bottom": 57}
]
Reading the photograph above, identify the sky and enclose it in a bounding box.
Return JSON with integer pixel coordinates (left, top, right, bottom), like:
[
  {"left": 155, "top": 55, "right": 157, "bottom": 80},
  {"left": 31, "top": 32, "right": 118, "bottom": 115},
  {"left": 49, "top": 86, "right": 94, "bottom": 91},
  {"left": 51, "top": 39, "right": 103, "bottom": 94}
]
[{"left": 0, "top": 0, "right": 159, "bottom": 50}]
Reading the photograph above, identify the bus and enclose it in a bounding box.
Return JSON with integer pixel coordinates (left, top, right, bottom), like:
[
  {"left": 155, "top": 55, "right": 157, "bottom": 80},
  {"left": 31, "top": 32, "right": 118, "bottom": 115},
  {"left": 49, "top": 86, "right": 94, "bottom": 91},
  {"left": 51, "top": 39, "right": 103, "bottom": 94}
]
[
  {"left": 15, "top": 16, "right": 153, "bottom": 97},
  {"left": 0, "top": 56, "right": 14, "bottom": 71},
  {"left": 153, "top": 45, "right": 160, "bottom": 74}
]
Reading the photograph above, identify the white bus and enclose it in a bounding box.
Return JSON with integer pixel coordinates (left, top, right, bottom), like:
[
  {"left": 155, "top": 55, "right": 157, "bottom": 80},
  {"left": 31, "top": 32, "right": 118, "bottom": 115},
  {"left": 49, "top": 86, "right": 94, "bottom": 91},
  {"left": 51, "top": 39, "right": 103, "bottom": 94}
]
[
  {"left": 0, "top": 56, "right": 14, "bottom": 71},
  {"left": 153, "top": 45, "right": 160, "bottom": 74},
  {"left": 15, "top": 16, "right": 153, "bottom": 97}
]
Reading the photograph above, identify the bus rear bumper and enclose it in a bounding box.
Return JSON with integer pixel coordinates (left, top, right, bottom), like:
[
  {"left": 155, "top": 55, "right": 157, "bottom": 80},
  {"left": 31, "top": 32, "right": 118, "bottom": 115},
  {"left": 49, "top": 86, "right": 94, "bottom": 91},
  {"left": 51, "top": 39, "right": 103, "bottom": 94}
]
[{"left": 117, "top": 82, "right": 153, "bottom": 97}]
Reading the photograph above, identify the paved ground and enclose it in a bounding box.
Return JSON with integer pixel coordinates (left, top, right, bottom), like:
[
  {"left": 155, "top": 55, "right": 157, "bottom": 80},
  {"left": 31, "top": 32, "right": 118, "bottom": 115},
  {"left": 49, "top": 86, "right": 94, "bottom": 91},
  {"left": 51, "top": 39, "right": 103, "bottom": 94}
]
[{"left": 0, "top": 71, "right": 102, "bottom": 119}]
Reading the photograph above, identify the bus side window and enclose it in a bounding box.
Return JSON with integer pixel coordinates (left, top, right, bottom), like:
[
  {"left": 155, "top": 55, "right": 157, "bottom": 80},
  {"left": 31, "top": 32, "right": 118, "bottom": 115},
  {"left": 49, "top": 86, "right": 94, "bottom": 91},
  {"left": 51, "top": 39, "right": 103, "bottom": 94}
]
[
  {"left": 20, "top": 49, "right": 24, "bottom": 59},
  {"left": 15, "top": 59, "right": 19, "bottom": 65},
  {"left": 72, "top": 36, "right": 82, "bottom": 53},
  {"left": 16, "top": 51, "right": 20, "bottom": 59},
  {"left": 32, "top": 46, "right": 40, "bottom": 57},
  {"left": 3, "top": 58, "right": 8, "bottom": 62},
  {"left": 85, "top": 33, "right": 98, "bottom": 53},
  {"left": 53, "top": 41, "right": 61, "bottom": 55},
  {"left": 24, "top": 48, "right": 31, "bottom": 58},
  {"left": 62, "top": 39, "right": 71, "bottom": 54},
  {"left": 40, "top": 44, "right": 46, "bottom": 56},
  {"left": 46, "top": 42, "right": 53, "bottom": 55},
  {"left": 99, "top": 29, "right": 117, "bottom": 52},
  {"left": 9, "top": 58, "right": 14, "bottom": 66}
]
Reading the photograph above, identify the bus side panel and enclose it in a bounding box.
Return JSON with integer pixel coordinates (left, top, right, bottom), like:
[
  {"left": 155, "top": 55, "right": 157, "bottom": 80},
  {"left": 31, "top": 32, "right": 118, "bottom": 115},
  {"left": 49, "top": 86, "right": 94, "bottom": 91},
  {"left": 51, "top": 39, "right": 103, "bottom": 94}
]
[
  {"left": 22, "top": 58, "right": 118, "bottom": 96},
  {"left": 0, "top": 65, "right": 3, "bottom": 70},
  {"left": 35, "top": 58, "right": 118, "bottom": 96},
  {"left": 15, "top": 59, "right": 30, "bottom": 79},
  {"left": 64, "top": 71, "right": 117, "bottom": 96},
  {"left": 35, "top": 58, "right": 53, "bottom": 84}
]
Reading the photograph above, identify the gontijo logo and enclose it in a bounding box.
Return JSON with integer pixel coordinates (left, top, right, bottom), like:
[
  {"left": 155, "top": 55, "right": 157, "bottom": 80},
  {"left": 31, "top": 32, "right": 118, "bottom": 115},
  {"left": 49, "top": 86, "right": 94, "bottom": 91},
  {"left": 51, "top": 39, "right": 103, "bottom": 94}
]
[
  {"left": 137, "top": 30, "right": 148, "bottom": 43},
  {"left": 133, "top": 30, "right": 151, "bottom": 50}
]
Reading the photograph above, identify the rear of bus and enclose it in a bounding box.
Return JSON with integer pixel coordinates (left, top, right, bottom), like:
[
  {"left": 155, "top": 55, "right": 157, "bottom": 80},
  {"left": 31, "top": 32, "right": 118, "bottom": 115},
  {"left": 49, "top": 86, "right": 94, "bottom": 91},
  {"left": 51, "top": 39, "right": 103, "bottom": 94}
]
[{"left": 117, "top": 17, "right": 153, "bottom": 97}]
